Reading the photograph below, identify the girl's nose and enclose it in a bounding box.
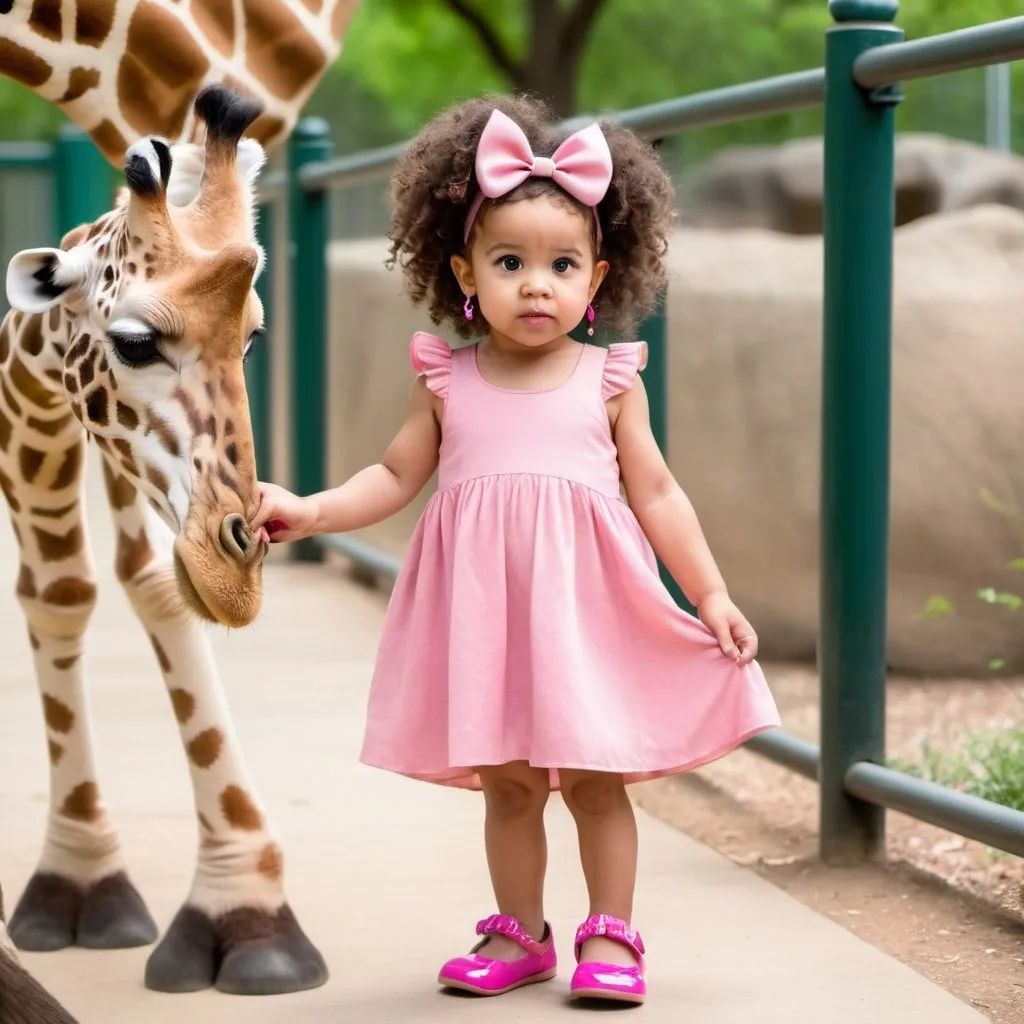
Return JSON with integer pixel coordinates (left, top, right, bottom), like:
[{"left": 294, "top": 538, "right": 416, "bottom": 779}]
[{"left": 522, "top": 274, "right": 553, "bottom": 296}]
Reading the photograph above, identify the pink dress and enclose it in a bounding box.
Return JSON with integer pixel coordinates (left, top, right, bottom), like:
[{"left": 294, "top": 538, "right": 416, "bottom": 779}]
[{"left": 359, "top": 332, "right": 780, "bottom": 791}]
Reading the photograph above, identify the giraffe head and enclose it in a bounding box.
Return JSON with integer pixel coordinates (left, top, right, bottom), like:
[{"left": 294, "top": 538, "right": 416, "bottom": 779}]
[{"left": 5, "top": 85, "right": 271, "bottom": 629}]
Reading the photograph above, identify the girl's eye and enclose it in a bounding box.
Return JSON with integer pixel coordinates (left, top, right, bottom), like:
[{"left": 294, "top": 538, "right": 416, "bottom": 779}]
[
  {"left": 499, "top": 255, "right": 522, "bottom": 272},
  {"left": 553, "top": 258, "right": 575, "bottom": 273}
]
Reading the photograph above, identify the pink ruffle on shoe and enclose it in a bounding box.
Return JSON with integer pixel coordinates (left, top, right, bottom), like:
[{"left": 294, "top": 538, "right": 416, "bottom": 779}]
[
  {"left": 570, "top": 914, "right": 647, "bottom": 1004},
  {"left": 437, "top": 914, "right": 557, "bottom": 996}
]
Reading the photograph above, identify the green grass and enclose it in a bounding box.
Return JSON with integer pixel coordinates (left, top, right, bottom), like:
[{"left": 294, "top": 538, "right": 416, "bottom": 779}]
[{"left": 889, "top": 728, "right": 1024, "bottom": 813}]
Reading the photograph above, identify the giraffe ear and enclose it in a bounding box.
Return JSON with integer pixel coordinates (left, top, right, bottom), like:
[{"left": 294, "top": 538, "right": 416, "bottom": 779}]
[{"left": 6, "top": 247, "right": 89, "bottom": 314}]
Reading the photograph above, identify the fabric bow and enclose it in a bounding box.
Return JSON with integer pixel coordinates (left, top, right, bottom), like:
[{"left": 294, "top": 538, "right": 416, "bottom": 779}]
[{"left": 463, "top": 109, "right": 613, "bottom": 243}]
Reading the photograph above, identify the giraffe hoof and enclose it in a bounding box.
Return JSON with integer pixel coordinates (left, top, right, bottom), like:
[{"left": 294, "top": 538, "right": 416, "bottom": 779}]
[
  {"left": 145, "top": 902, "right": 328, "bottom": 996},
  {"left": 10, "top": 871, "right": 159, "bottom": 952},
  {"left": 77, "top": 871, "right": 159, "bottom": 949},
  {"left": 9, "top": 874, "right": 79, "bottom": 952}
]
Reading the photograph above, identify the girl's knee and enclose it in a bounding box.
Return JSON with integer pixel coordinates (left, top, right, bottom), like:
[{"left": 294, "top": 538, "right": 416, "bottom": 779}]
[
  {"left": 481, "top": 766, "right": 549, "bottom": 820},
  {"left": 562, "top": 772, "right": 626, "bottom": 817}
]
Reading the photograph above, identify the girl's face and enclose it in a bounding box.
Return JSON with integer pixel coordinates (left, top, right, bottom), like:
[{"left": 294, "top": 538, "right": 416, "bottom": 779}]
[{"left": 451, "top": 194, "right": 609, "bottom": 349}]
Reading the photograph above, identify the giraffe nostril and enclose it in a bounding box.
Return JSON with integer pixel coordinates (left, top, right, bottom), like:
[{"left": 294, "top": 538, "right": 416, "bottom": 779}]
[{"left": 219, "top": 513, "right": 251, "bottom": 565}]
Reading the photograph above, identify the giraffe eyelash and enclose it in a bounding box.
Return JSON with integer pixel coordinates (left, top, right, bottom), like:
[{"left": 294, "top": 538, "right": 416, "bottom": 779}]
[{"left": 243, "top": 326, "right": 265, "bottom": 363}]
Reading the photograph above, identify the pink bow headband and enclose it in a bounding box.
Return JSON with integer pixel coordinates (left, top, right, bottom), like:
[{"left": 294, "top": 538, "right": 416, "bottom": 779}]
[{"left": 462, "top": 108, "right": 613, "bottom": 246}]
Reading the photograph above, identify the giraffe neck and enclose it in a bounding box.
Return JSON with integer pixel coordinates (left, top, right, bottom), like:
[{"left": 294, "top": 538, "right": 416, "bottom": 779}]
[{"left": 0, "top": 0, "right": 361, "bottom": 165}]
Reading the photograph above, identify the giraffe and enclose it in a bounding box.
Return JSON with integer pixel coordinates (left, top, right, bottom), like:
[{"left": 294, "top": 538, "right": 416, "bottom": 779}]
[
  {"left": 0, "top": 0, "right": 361, "bottom": 165},
  {"left": 0, "top": 83, "right": 330, "bottom": 997}
]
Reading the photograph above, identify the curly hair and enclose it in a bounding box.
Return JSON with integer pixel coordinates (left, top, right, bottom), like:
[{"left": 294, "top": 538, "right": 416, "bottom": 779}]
[{"left": 385, "top": 93, "right": 677, "bottom": 340}]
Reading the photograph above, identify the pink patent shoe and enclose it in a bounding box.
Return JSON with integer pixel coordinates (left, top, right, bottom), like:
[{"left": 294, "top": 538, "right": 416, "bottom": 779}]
[
  {"left": 437, "top": 914, "right": 557, "bottom": 996},
  {"left": 570, "top": 914, "right": 646, "bottom": 1004}
]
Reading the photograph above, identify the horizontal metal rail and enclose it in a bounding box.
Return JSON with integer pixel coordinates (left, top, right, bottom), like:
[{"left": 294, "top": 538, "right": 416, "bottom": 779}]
[
  {"left": 0, "top": 142, "right": 53, "bottom": 169},
  {"left": 846, "top": 761, "right": 1024, "bottom": 857},
  {"left": 318, "top": 533, "right": 402, "bottom": 579},
  {"left": 291, "top": 67, "right": 825, "bottom": 195},
  {"left": 854, "top": 16, "right": 1024, "bottom": 88},
  {"left": 745, "top": 729, "right": 819, "bottom": 781},
  {"left": 610, "top": 68, "right": 824, "bottom": 138}
]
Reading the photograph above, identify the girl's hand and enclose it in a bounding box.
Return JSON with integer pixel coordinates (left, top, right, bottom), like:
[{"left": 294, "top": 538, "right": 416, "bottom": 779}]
[
  {"left": 697, "top": 591, "right": 758, "bottom": 665},
  {"left": 251, "top": 482, "right": 319, "bottom": 544}
]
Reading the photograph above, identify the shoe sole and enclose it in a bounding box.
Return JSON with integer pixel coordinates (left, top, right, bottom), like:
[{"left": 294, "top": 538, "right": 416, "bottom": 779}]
[
  {"left": 570, "top": 986, "right": 646, "bottom": 1004},
  {"left": 438, "top": 967, "right": 557, "bottom": 996}
]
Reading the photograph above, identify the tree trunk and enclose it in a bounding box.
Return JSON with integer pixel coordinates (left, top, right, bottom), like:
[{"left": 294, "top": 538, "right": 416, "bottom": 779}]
[{"left": 443, "top": 0, "right": 608, "bottom": 118}]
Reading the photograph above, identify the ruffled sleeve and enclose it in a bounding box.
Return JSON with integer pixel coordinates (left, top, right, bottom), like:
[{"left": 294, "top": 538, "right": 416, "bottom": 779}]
[
  {"left": 409, "top": 331, "right": 453, "bottom": 400},
  {"left": 601, "top": 341, "right": 649, "bottom": 401}
]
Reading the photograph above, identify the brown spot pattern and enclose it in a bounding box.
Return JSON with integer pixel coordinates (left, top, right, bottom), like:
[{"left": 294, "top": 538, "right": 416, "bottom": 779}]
[
  {"left": 116, "top": 401, "right": 139, "bottom": 431},
  {"left": 41, "top": 577, "right": 96, "bottom": 606},
  {"left": 75, "top": 0, "right": 116, "bottom": 46},
  {"left": 60, "top": 67, "right": 101, "bottom": 104},
  {"left": 16, "top": 564, "right": 37, "bottom": 599},
  {"left": 53, "top": 654, "right": 80, "bottom": 670},
  {"left": 102, "top": 457, "right": 137, "bottom": 510},
  {"left": 0, "top": 39, "right": 53, "bottom": 88},
  {"left": 220, "top": 785, "right": 263, "bottom": 831},
  {"left": 149, "top": 412, "right": 180, "bottom": 457},
  {"left": 85, "top": 387, "right": 108, "bottom": 426},
  {"left": 43, "top": 695, "right": 75, "bottom": 733},
  {"left": 18, "top": 445, "right": 46, "bottom": 484},
  {"left": 115, "top": 527, "right": 153, "bottom": 582},
  {"left": 61, "top": 781, "right": 100, "bottom": 821},
  {"left": 33, "top": 522, "right": 83, "bottom": 562},
  {"left": 257, "top": 842, "right": 284, "bottom": 881},
  {"left": 241, "top": 0, "right": 326, "bottom": 101},
  {"left": 0, "top": 408, "right": 12, "bottom": 452},
  {"left": 119, "top": 1, "right": 210, "bottom": 140},
  {"left": 169, "top": 688, "right": 195, "bottom": 724},
  {"left": 90, "top": 120, "right": 128, "bottom": 164},
  {"left": 30, "top": 0, "right": 62, "bottom": 40},
  {"left": 191, "top": 0, "right": 234, "bottom": 56},
  {"left": 11, "top": 354, "right": 59, "bottom": 408},
  {"left": 0, "top": 469, "right": 20, "bottom": 512},
  {"left": 27, "top": 411, "right": 74, "bottom": 436},
  {"left": 187, "top": 728, "right": 224, "bottom": 769},
  {"left": 0, "top": 321, "right": 9, "bottom": 362},
  {"left": 151, "top": 634, "right": 172, "bottom": 674},
  {"left": 53, "top": 442, "right": 83, "bottom": 491},
  {"left": 48, "top": 740, "right": 64, "bottom": 765},
  {"left": 28, "top": 629, "right": 40, "bottom": 650},
  {"left": 21, "top": 315, "right": 44, "bottom": 356}
]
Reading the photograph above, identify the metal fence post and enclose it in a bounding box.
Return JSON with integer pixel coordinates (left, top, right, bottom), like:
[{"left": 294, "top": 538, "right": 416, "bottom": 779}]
[
  {"left": 819, "top": 0, "right": 903, "bottom": 863},
  {"left": 54, "top": 124, "right": 110, "bottom": 243},
  {"left": 247, "top": 201, "right": 274, "bottom": 482},
  {"left": 287, "top": 118, "right": 333, "bottom": 562}
]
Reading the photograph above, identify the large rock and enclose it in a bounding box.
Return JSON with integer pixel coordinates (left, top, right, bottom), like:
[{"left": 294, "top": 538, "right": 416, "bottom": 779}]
[
  {"left": 321, "top": 204, "right": 1024, "bottom": 677},
  {"left": 682, "top": 133, "right": 1024, "bottom": 234}
]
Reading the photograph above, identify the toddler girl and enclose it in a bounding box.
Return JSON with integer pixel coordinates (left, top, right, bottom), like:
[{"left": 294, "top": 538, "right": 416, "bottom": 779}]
[{"left": 253, "top": 94, "right": 780, "bottom": 1006}]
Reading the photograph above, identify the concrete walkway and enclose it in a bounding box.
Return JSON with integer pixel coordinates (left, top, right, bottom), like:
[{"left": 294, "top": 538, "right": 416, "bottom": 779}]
[{"left": 0, "top": 451, "right": 986, "bottom": 1023}]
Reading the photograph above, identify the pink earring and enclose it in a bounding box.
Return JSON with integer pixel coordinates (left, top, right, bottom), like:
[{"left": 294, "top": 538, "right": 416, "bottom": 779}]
[
  {"left": 464, "top": 295, "right": 474, "bottom": 321},
  {"left": 586, "top": 303, "right": 595, "bottom": 337}
]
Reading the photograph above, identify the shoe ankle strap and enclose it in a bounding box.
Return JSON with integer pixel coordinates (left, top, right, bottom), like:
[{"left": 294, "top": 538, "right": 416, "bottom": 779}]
[
  {"left": 574, "top": 914, "right": 645, "bottom": 962},
  {"left": 476, "top": 914, "right": 549, "bottom": 956}
]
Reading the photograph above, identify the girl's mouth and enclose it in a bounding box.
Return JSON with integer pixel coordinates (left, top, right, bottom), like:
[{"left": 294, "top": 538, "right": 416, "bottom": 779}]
[{"left": 520, "top": 311, "right": 553, "bottom": 326}]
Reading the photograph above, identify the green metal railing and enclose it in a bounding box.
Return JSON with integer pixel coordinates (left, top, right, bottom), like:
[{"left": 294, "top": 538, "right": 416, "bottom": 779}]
[
  {"left": 255, "top": 2, "right": 1024, "bottom": 863},
  {"left": 0, "top": 126, "right": 113, "bottom": 319}
]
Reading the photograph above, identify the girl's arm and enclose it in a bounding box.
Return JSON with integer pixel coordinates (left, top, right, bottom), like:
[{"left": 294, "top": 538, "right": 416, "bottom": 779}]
[
  {"left": 611, "top": 375, "right": 757, "bottom": 663},
  {"left": 252, "top": 376, "right": 440, "bottom": 542}
]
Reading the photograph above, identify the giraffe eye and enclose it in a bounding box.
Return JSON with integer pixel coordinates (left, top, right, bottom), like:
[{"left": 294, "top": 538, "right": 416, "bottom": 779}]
[
  {"left": 107, "top": 319, "right": 162, "bottom": 368},
  {"left": 243, "top": 326, "right": 265, "bottom": 363}
]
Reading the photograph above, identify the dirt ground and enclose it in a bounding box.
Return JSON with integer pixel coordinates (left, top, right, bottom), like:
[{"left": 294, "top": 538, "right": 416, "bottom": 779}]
[{"left": 635, "top": 664, "right": 1024, "bottom": 1024}]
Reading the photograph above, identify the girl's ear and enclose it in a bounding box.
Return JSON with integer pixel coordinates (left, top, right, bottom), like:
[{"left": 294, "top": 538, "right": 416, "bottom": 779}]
[
  {"left": 589, "top": 259, "right": 610, "bottom": 301},
  {"left": 450, "top": 253, "right": 475, "bottom": 296}
]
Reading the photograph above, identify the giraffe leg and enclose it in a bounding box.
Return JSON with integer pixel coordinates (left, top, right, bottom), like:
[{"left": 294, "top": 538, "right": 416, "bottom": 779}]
[
  {"left": 100, "top": 460, "right": 328, "bottom": 996},
  {"left": 1, "top": 433, "right": 157, "bottom": 953}
]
